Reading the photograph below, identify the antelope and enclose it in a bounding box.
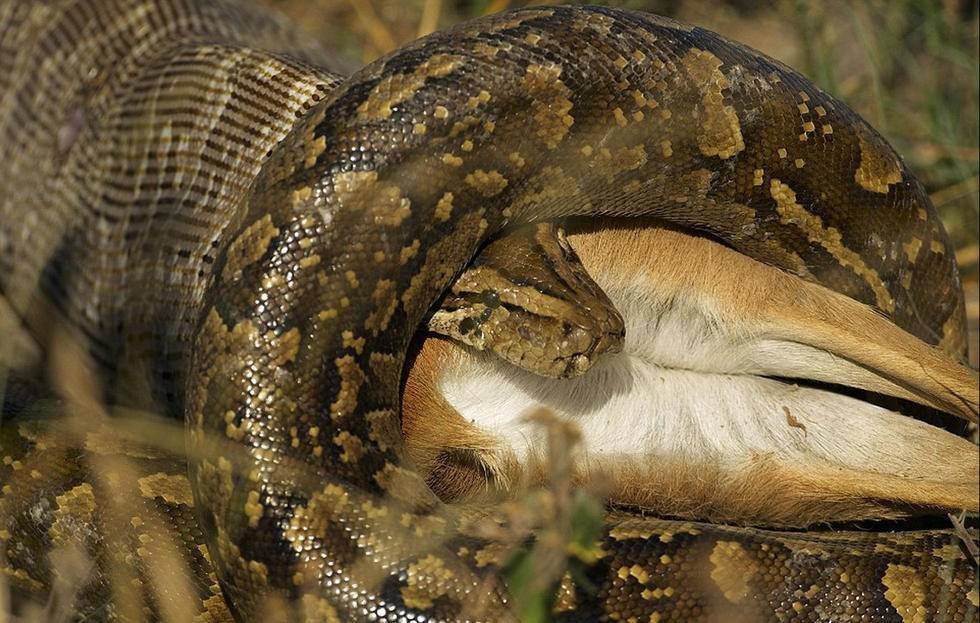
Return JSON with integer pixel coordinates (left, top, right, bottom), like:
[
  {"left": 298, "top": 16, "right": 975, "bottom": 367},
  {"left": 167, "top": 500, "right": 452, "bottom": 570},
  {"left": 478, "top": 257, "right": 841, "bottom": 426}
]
[{"left": 401, "top": 219, "right": 979, "bottom": 527}]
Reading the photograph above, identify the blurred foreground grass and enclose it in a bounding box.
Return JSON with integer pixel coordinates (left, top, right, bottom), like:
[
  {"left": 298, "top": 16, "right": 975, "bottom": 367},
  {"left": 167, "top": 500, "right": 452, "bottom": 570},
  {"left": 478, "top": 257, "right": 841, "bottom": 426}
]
[{"left": 261, "top": 0, "right": 980, "bottom": 364}]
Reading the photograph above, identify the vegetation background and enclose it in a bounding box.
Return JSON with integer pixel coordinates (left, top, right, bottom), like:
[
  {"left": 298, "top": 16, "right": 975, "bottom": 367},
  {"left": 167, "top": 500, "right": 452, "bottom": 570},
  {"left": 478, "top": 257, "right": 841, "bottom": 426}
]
[{"left": 260, "top": 0, "right": 980, "bottom": 365}]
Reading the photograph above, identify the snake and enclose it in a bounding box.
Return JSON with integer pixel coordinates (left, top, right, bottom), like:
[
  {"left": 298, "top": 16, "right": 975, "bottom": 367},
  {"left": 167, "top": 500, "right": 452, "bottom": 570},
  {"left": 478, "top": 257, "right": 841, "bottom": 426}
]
[{"left": 0, "top": 1, "right": 978, "bottom": 621}]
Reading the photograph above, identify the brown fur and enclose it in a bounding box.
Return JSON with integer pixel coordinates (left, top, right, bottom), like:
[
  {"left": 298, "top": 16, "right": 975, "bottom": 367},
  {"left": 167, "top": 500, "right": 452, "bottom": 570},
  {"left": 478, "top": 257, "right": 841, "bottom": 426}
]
[{"left": 564, "top": 219, "right": 977, "bottom": 420}]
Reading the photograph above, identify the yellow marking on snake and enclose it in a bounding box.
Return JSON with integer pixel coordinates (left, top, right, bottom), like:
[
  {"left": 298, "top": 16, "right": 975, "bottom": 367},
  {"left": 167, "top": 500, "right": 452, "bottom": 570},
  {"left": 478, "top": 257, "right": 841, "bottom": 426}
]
[
  {"left": 770, "top": 178, "right": 895, "bottom": 313},
  {"left": 855, "top": 133, "right": 904, "bottom": 194},
  {"left": 333, "top": 431, "right": 366, "bottom": 463},
  {"left": 222, "top": 215, "right": 280, "bottom": 281},
  {"left": 291, "top": 186, "right": 313, "bottom": 207},
  {"left": 882, "top": 564, "right": 927, "bottom": 623},
  {"left": 903, "top": 237, "right": 923, "bottom": 262},
  {"left": 329, "top": 355, "right": 365, "bottom": 421},
  {"left": 967, "top": 588, "right": 980, "bottom": 607},
  {"left": 573, "top": 12, "right": 616, "bottom": 35},
  {"left": 400, "top": 555, "right": 455, "bottom": 609},
  {"left": 51, "top": 483, "right": 97, "bottom": 545},
  {"left": 522, "top": 64, "right": 575, "bottom": 149},
  {"left": 399, "top": 239, "right": 421, "bottom": 264},
  {"left": 464, "top": 169, "right": 509, "bottom": 197},
  {"left": 304, "top": 135, "right": 327, "bottom": 168},
  {"left": 285, "top": 485, "right": 349, "bottom": 546},
  {"left": 681, "top": 48, "right": 745, "bottom": 159},
  {"left": 709, "top": 541, "right": 758, "bottom": 603},
  {"left": 434, "top": 192, "right": 454, "bottom": 222},
  {"left": 357, "top": 54, "right": 465, "bottom": 122},
  {"left": 244, "top": 490, "right": 264, "bottom": 527},
  {"left": 596, "top": 145, "right": 649, "bottom": 180},
  {"left": 333, "top": 171, "right": 412, "bottom": 227},
  {"left": 442, "top": 153, "right": 463, "bottom": 167},
  {"left": 364, "top": 279, "right": 398, "bottom": 335},
  {"left": 641, "top": 586, "right": 674, "bottom": 600},
  {"left": 138, "top": 473, "right": 194, "bottom": 506}
]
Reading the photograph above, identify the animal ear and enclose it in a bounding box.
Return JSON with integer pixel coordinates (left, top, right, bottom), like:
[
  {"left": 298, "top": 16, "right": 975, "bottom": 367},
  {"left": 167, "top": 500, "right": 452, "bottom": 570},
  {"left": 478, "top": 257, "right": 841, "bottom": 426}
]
[{"left": 427, "top": 222, "right": 624, "bottom": 378}]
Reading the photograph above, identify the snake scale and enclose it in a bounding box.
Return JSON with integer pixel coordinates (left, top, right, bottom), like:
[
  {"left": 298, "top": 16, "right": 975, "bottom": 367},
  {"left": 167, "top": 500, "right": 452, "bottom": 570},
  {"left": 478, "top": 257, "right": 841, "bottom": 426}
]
[{"left": 1, "top": 1, "right": 977, "bottom": 621}]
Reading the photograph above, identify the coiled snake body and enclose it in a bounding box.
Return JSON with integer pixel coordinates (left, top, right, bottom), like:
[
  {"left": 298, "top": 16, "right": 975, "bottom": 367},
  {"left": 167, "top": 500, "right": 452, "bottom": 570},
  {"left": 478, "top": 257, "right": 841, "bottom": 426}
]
[{"left": 0, "top": 1, "right": 977, "bottom": 621}]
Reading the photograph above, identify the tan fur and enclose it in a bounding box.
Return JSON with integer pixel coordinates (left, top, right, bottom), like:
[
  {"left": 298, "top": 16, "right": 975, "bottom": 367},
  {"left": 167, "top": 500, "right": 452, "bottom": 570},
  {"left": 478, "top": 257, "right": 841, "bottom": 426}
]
[
  {"left": 402, "top": 337, "right": 521, "bottom": 500},
  {"left": 565, "top": 219, "right": 977, "bottom": 421},
  {"left": 402, "top": 221, "right": 979, "bottom": 526},
  {"left": 587, "top": 456, "right": 979, "bottom": 526}
]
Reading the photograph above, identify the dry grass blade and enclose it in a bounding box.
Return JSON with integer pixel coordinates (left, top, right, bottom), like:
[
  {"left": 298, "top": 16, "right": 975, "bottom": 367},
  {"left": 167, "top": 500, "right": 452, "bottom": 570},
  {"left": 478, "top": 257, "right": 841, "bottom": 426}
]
[
  {"left": 417, "top": 0, "right": 443, "bottom": 37},
  {"left": 931, "top": 176, "right": 980, "bottom": 209},
  {"left": 346, "top": 0, "right": 397, "bottom": 57},
  {"left": 483, "top": 0, "right": 511, "bottom": 15},
  {"left": 948, "top": 512, "right": 980, "bottom": 566}
]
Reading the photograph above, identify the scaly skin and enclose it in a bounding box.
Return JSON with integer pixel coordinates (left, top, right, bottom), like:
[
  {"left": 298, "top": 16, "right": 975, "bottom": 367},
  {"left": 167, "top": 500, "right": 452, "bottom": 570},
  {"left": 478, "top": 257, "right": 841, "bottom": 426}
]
[{"left": 0, "top": 1, "right": 975, "bottom": 621}]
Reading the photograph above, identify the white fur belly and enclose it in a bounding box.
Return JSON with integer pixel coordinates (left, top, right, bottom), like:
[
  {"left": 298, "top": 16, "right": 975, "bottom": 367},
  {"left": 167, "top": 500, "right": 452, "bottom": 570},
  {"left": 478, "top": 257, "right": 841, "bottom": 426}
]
[{"left": 440, "top": 282, "right": 953, "bottom": 467}]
